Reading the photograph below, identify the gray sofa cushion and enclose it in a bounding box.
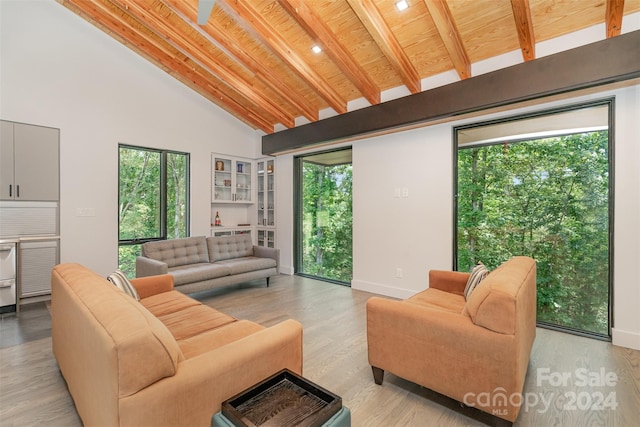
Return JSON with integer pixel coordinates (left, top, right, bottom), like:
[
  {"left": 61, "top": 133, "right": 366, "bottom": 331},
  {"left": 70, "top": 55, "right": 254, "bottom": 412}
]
[
  {"left": 215, "top": 257, "right": 277, "bottom": 275},
  {"left": 207, "top": 235, "right": 253, "bottom": 262},
  {"left": 168, "top": 263, "right": 231, "bottom": 286},
  {"left": 142, "top": 236, "right": 209, "bottom": 268}
]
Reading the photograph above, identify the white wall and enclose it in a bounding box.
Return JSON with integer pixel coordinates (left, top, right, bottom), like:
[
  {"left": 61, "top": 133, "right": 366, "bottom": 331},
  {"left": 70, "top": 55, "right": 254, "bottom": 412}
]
[
  {"left": 0, "top": 0, "right": 261, "bottom": 276},
  {"left": 610, "top": 84, "right": 640, "bottom": 350},
  {"left": 351, "top": 126, "right": 454, "bottom": 298}
]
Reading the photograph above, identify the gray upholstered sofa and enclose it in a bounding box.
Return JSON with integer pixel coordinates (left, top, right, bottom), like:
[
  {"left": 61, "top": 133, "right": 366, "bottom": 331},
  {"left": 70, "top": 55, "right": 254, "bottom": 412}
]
[{"left": 135, "top": 234, "right": 279, "bottom": 294}]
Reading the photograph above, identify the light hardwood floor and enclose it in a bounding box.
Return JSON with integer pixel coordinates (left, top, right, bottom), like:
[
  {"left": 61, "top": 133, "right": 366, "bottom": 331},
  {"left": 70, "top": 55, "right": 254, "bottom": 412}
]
[{"left": 1, "top": 274, "right": 638, "bottom": 426}]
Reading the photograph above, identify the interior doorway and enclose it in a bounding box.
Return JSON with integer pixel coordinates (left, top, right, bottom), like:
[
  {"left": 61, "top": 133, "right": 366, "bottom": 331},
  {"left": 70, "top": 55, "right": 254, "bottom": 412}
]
[{"left": 294, "top": 148, "right": 352, "bottom": 285}]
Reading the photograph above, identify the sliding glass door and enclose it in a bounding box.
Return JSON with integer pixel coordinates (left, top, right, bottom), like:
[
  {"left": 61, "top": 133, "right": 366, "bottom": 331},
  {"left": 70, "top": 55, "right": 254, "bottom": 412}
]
[{"left": 295, "top": 148, "right": 352, "bottom": 285}]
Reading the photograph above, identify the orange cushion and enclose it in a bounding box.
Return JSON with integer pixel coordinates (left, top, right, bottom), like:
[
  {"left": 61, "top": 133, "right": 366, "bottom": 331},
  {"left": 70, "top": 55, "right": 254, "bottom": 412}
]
[
  {"left": 406, "top": 288, "right": 466, "bottom": 314},
  {"left": 157, "top": 305, "right": 237, "bottom": 341},
  {"left": 178, "top": 320, "right": 264, "bottom": 359},
  {"left": 140, "top": 290, "right": 201, "bottom": 317},
  {"left": 465, "top": 257, "right": 536, "bottom": 334}
]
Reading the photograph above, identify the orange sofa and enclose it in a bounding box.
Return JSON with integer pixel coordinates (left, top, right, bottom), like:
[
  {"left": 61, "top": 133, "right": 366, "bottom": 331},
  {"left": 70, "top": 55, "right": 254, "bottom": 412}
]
[
  {"left": 366, "top": 256, "right": 536, "bottom": 423},
  {"left": 51, "top": 263, "right": 303, "bottom": 426}
]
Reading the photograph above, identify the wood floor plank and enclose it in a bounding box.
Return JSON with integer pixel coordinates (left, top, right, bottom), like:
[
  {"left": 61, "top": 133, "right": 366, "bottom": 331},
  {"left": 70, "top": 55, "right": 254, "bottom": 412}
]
[{"left": 1, "top": 274, "right": 638, "bottom": 426}]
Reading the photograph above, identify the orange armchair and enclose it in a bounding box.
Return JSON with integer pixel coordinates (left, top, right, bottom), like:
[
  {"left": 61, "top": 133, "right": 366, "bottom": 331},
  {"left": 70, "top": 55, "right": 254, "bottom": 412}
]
[{"left": 366, "top": 257, "right": 536, "bottom": 423}]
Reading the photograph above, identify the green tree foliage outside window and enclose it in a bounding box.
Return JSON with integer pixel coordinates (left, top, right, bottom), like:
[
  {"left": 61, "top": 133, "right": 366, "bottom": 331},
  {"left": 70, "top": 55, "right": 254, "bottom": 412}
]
[
  {"left": 119, "top": 148, "right": 161, "bottom": 241},
  {"left": 457, "top": 131, "right": 610, "bottom": 336},
  {"left": 118, "top": 146, "right": 189, "bottom": 276},
  {"left": 301, "top": 162, "right": 353, "bottom": 283},
  {"left": 166, "top": 152, "right": 189, "bottom": 238}
]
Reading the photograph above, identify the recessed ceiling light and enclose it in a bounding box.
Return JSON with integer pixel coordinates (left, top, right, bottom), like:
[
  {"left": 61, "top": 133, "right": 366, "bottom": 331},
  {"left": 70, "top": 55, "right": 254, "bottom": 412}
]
[
  {"left": 312, "top": 45, "right": 322, "bottom": 54},
  {"left": 395, "top": 0, "right": 409, "bottom": 11}
]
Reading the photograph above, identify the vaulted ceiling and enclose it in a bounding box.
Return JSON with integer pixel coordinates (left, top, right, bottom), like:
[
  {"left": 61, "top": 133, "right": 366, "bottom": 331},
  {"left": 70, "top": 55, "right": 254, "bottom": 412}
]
[{"left": 57, "top": 0, "right": 639, "bottom": 134}]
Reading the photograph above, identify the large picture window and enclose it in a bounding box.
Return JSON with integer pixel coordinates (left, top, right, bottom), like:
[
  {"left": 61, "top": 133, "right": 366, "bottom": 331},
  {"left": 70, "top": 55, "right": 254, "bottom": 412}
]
[
  {"left": 118, "top": 145, "right": 190, "bottom": 276},
  {"left": 455, "top": 100, "right": 613, "bottom": 338}
]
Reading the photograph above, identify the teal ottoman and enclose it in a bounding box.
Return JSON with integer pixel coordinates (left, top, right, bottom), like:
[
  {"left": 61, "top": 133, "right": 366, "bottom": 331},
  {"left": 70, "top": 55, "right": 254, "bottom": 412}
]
[
  {"left": 212, "top": 369, "right": 349, "bottom": 427},
  {"left": 211, "top": 406, "right": 351, "bottom": 426}
]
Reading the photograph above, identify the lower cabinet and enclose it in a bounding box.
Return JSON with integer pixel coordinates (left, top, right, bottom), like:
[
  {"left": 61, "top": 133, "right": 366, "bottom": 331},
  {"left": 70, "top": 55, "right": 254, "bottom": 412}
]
[
  {"left": 210, "top": 227, "right": 276, "bottom": 248},
  {"left": 257, "top": 229, "right": 275, "bottom": 248},
  {"left": 211, "top": 227, "right": 253, "bottom": 240},
  {"left": 19, "top": 238, "right": 59, "bottom": 298}
]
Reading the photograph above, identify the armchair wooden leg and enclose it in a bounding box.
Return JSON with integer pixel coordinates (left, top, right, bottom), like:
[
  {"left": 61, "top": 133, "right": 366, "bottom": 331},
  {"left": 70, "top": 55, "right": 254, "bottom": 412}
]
[
  {"left": 372, "top": 366, "right": 384, "bottom": 385},
  {"left": 266, "top": 277, "right": 270, "bottom": 287}
]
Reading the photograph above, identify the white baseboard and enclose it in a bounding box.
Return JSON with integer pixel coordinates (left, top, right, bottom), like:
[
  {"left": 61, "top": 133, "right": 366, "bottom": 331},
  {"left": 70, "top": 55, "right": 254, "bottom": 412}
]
[
  {"left": 612, "top": 328, "right": 640, "bottom": 350},
  {"left": 279, "top": 265, "right": 294, "bottom": 275},
  {"left": 351, "top": 279, "right": 417, "bottom": 300}
]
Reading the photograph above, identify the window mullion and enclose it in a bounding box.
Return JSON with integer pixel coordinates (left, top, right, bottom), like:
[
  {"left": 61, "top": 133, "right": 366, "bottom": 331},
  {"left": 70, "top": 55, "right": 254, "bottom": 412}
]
[{"left": 160, "top": 152, "right": 167, "bottom": 240}]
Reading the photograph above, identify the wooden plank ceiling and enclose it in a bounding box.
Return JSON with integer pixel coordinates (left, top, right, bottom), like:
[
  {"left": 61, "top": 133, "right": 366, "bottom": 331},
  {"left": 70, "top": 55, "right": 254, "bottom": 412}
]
[{"left": 57, "top": 0, "right": 639, "bottom": 134}]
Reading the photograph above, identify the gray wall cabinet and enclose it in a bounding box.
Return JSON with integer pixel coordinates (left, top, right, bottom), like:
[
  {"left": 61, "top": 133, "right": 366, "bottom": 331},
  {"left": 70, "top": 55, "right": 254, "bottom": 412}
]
[{"left": 1, "top": 121, "right": 59, "bottom": 201}]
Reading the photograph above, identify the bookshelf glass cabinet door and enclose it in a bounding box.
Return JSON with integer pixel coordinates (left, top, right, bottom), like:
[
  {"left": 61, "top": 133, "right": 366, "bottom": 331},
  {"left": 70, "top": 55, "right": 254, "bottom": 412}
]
[
  {"left": 257, "top": 158, "right": 275, "bottom": 226},
  {"left": 257, "top": 229, "right": 275, "bottom": 248},
  {"left": 212, "top": 155, "right": 252, "bottom": 203},
  {"left": 257, "top": 158, "right": 276, "bottom": 247}
]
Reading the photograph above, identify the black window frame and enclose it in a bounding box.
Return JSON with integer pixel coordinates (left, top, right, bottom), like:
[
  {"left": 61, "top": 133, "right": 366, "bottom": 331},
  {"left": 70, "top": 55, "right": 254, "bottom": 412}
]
[
  {"left": 293, "top": 146, "right": 353, "bottom": 286},
  {"left": 452, "top": 98, "right": 615, "bottom": 340},
  {"left": 118, "top": 143, "right": 191, "bottom": 249}
]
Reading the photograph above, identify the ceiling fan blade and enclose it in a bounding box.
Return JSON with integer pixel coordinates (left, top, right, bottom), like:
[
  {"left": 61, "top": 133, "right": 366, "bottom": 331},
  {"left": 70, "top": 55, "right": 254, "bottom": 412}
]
[{"left": 197, "top": 0, "right": 216, "bottom": 25}]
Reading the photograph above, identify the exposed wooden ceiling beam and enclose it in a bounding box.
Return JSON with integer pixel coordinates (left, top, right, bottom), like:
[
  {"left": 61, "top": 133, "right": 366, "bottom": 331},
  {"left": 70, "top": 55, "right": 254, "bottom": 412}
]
[
  {"left": 423, "top": 0, "right": 471, "bottom": 80},
  {"left": 346, "top": 0, "right": 421, "bottom": 94},
  {"left": 163, "top": 0, "right": 319, "bottom": 123},
  {"left": 606, "top": 0, "right": 625, "bottom": 38},
  {"left": 57, "top": 0, "right": 273, "bottom": 133},
  {"left": 510, "top": 0, "right": 536, "bottom": 61},
  {"left": 279, "top": 0, "right": 380, "bottom": 106},
  {"left": 221, "top": 0, "right": 347, "bottom": 114},
  {"left": 112, "top": 0, "right": 294, "bottom": 129}
]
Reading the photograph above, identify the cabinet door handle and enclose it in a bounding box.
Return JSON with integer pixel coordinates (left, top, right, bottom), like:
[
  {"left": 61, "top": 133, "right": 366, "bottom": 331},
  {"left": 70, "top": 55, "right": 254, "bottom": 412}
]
[
  {"left": 16, "top": 185, "right": 20, "bottom": 198},
  {"left": 8, "top": 184, "right": 11, "bottom": 197}
]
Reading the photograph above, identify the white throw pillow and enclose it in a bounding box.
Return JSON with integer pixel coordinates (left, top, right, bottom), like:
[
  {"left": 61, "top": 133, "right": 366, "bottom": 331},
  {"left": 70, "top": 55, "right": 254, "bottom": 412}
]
[
  {"left": 464, "top": 262, "right": 489, "bottom": 300},
  {"left": 107, "top": 269, "right": 140, "bottom": 301}
]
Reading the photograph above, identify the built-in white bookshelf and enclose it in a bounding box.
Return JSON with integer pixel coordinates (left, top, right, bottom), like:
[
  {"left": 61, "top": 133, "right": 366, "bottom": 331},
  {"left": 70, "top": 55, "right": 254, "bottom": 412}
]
[{"left": 211, "top": 154, "right": 276, "bottom": 247}]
